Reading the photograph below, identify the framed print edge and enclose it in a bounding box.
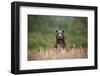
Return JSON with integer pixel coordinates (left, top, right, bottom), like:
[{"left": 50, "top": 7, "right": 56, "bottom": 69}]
[
  {"left": 11, "top": 2, "right": 20, "bottom": 74},
  {"left": 94, "top": 7, "right": 98, "bottom": 69},
  {"left": 11, "top": 1, "right": 98, "bottom": 74}
]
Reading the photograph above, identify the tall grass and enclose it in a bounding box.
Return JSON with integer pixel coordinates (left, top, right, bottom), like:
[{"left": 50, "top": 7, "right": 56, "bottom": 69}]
[
  {"left": 28, "top": 33, "right": 55, "bottom": 51},
  {"left": 28, "top": 32, "right": 87, "bottom": 51},
  {"left": 28, "top": 48, "right": 87, "bottom": 60}
]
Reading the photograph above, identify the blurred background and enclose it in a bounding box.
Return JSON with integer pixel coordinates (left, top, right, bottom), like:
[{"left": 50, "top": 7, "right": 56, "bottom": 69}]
[{"left": 28, "top": 15, "right": 87, "bottom": 51}]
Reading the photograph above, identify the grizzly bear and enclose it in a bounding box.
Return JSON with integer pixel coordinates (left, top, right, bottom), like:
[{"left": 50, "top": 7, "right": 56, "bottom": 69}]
[{"left": 55, "top": 30, "right": 66, "bottom": 51}]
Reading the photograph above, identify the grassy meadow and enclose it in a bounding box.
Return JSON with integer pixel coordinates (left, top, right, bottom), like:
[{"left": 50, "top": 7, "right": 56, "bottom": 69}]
[{"left": 28, "top": 15, "right": 88, "bottom": 60}]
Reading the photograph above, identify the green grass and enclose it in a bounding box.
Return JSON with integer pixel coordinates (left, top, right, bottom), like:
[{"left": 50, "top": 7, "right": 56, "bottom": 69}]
[
  {"left": 28, "top": 32, "right": 87, "bottom": 52},
  {"left": 28, "top": 15, "right": 87, "bottom": 52},
  {"left": 28, "top": 33, "right": 55, "bottom": 51}
]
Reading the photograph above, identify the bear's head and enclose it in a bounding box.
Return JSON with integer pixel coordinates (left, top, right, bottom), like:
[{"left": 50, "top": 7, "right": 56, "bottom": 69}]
[{"left": 56, "top": 30, "right": 64, "bottom": 40}]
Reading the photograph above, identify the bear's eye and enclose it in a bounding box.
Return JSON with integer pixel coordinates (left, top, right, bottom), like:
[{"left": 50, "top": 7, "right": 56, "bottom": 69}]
[{"left": 61, "top": 33, "right": 64, "bottom": 36}]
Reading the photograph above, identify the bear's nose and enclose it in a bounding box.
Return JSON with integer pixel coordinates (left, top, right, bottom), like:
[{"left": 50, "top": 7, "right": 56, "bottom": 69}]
[{"left": 59, "top": 36, "right": 62, "bottom": 38}]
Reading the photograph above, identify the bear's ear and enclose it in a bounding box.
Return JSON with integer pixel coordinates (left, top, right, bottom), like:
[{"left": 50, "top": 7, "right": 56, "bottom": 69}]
[
  {"left": 62, "top": 30, "right": 64, "bottom": 33},
  {"left": 56, "top": 30, "right": 58, "bottom": 32}
]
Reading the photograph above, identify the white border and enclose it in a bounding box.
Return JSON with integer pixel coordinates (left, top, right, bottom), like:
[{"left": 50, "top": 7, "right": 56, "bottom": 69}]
[{"left": 20, "top": 6, "right": 95, "bottom": 70}]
